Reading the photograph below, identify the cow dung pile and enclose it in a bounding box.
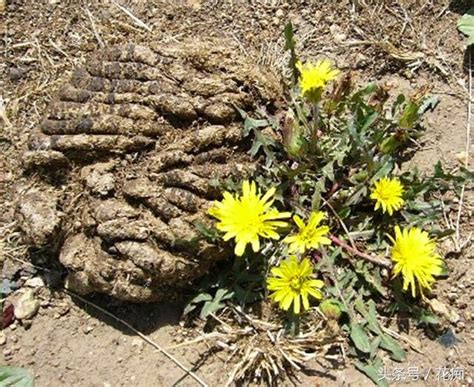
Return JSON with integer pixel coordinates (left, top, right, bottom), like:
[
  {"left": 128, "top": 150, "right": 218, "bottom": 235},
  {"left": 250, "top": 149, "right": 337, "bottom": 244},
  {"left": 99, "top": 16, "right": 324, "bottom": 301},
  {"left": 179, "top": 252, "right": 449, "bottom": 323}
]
[{"left": 15, "top": 39, "right": 282, "bottom": 302}]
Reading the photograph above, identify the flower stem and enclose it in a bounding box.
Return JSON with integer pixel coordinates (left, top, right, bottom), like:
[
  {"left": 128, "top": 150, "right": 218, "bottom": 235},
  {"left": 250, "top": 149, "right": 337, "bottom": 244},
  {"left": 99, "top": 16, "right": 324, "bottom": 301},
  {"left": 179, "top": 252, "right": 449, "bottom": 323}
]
[{"left": 329, "top": 234, "right": 392, "bottom": 269}]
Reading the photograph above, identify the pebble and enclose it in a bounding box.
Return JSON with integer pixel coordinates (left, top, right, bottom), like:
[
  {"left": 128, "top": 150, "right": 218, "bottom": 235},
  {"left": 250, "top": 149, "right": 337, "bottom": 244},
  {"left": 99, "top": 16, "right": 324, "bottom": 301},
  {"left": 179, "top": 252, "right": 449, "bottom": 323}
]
[
  {"left": 8, "top": 67, "right": 24, "bottom": 82},
  {"left": 0, "top": 331, "right": 6, "bottom": 346},
  {"left": 131, "top": 338, "right": 144, "bottom": 351},
  {"left": 83, "top": 326, "right": 94, "bottom": 334},
  {"left": 3, "top": 348, "right": 11, "bottom": 356},
  {"left": 275, "top": 9, "right": 284, "bottom": 18},
  {"left": 22, "top": 319, "right": 33, "bottom": 329},
  {"left": 10, "top": 335, "right": 17, "bottom": 343},
  {"left": 24, "top": 277, "right": 45, "bottom": 288},
  {"left": 14, "top": 289, "right": 40, "bottom": 320},
  {"left": 447, "top": 293, "right": 457, "bottom": 302},
  {"left": 272, "top": 17, "right": 280, "bottom": 26},
  {"left": 10, "top": 323, "right": 17, "bottom": 331}
]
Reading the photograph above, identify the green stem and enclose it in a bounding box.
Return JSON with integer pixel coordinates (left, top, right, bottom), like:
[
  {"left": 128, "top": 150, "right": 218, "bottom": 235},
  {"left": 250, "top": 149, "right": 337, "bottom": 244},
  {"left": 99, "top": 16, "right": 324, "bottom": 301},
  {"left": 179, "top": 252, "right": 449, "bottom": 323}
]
[{"left": 286, "top": 309, "right": 300, "bottom": 336}]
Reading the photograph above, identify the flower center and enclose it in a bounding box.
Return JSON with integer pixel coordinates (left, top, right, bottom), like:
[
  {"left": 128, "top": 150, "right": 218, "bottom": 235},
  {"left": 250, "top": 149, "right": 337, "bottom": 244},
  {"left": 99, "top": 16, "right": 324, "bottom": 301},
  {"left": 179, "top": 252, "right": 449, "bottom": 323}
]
[{"left": 290, "top": 276, "right": 303, "bottom": 292}]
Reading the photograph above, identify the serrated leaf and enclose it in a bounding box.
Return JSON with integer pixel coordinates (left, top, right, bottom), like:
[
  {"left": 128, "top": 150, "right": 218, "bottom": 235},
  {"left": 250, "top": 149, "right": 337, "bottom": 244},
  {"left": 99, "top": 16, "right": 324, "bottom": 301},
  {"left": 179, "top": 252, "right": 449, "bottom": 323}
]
[
  {"left": 419, "top": 95, "right": 440, "bottom": 114},
  {"left": 0, "top": 366, "right": 34, "bottom": 387},
  {"left": 350, "top": 323, "right": 372, "bottom": 353},
  {"left": 243, "top": 116, "right": 268, "bottom": 136},
  {"left": 322, "top": 161, "right": 335, "bottom": 182},
  {"left": 354, "top": 298, "right": 381, "bottom": 334},
  {"left": 380, "top": 334, "right": 406, "bottom": 362}
]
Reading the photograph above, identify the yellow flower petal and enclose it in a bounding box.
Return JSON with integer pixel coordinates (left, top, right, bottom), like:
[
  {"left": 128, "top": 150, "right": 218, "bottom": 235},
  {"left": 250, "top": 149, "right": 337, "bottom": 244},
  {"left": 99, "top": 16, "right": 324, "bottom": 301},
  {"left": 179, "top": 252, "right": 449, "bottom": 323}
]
[
  {"left": 297, "top": 59, "right": 340, "bottom": 98},
  {"left": 283, "top": 211, "right": 331, "bottom": 255},
  {"left": 390, "top": 226, "right": 444, "bottom": 297},
  {"left": 370, "top": 177, "right": 405, "bottom": 216},
  {"left": 208, "top": 180, "right": 290, "bottom": 256},
  {"left": 266, "top": 257, "right": 324, "bottom": 315}
]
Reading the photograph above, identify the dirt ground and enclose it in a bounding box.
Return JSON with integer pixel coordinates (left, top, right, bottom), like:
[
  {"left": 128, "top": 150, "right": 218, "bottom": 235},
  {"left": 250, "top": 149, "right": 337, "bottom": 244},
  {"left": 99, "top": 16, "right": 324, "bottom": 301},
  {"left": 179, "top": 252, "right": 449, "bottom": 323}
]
[{"left": 1, "top": 0, "right": 473, "bottom": 386}]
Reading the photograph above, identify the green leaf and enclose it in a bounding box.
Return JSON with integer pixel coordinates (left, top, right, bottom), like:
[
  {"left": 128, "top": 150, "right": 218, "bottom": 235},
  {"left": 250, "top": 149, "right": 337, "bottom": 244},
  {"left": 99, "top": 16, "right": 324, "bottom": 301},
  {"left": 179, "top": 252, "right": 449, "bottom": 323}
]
[
  {"left": 283, "top": 22, "right": 299, "bottom": 84},
  {"left": 414, "top": 308, "right": 440, "bottom": 326},
  {"left": 354, "top": 358, "right": 389, "bottom": 387},
  {"left": 322, "top": 161, "right": 335, "bottom": 182},
  {"left": 0, "top": 366, "right": 34, "bottom": 387},
  {"left": 419, "top": 95, "right": 440, "bottom": 114},
  {"left": 350, "top": 323, "right": 372, "bottom": 353},
  {"left": 370, "top": 158, "right": 393, "bottom": 182},
  {"left": 399, "top": 100, "right": 420, "bottom": 129},
  {"left": 458, "top": 8, "right": 474, "bottom": 44},
  {"left": 354, "top": 298, "right": 381, "bottom": 334},
  {"left": 243, "top": 116, "right": 268, "bottom": 136},
  {"left": 370, "top": 336, "right": 382, "bottom": 359},
  {"left": 183, "top": 292, "right": 214, "bottom": 316},
  {"left": 380, "top": 334, "right": 406, "bottom": 362},
  {"left": 360, "top": 111, "right": 379, "bottom": 133}
]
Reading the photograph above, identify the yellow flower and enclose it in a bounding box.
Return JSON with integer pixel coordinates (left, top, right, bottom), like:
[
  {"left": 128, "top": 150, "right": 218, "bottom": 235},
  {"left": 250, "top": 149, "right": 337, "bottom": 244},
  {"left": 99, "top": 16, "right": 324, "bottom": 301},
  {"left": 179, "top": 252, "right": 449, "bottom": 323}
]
[
  {"left": 370, "top": 177, "right": 405, "bottom": 215},
  {"left": 283, "top": 211, "right": 331, "bottom": 254},
  {"left": 296, "top": 59, "right": 340, "bottom": 100},
  {"left": 389, "top": 226, "right": 444, "bottom": 297},
  {"left": 267, "top": 256, "right": 324, "bottom": 314},
  {"left": 208, "top": 181, "right": 290, "bottom": 256}
]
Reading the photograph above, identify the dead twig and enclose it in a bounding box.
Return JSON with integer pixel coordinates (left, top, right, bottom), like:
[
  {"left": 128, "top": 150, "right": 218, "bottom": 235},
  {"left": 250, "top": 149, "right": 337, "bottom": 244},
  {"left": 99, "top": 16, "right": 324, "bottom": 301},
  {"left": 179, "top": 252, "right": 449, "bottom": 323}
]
[
  {"left": 454, "top": 50, "right": 472, "bottom": 251},
  {"left": 84, "top": 7, "right": 105, "bottom": 48},
  {"left": 112, "top": 1, "right": 152, "bottom": 32}
]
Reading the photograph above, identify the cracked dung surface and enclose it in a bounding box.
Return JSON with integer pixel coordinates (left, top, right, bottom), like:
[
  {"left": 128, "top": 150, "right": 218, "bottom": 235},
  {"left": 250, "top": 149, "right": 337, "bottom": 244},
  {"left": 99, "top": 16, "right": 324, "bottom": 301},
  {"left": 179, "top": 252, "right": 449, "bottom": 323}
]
[{"left": 16, "top": 39, "right": 282, "bottom": 302}]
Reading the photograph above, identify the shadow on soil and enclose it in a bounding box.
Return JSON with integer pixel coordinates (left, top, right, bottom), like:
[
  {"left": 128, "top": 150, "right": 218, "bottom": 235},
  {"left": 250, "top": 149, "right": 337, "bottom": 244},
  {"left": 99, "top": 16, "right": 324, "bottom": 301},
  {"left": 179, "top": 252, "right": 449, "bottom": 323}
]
[
  {"left": 70, "top": 293, "right": 184, "bottom": 335},
  {"left": 449, "top": 0, "right": 472, "bottom": 15}
]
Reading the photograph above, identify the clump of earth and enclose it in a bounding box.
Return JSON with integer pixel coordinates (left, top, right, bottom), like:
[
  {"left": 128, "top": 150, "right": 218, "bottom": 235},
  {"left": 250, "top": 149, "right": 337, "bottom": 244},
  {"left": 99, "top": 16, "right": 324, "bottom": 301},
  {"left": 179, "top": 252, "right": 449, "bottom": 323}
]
[{"left": 15, "top": 39, "right": 282, "bottom": 302}]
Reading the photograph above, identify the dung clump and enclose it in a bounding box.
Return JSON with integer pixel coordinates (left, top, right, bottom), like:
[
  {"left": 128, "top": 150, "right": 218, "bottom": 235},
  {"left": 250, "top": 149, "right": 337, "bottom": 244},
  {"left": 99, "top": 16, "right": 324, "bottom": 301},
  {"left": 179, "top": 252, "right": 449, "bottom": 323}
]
[{"left": 16, "top": 39, "right": 282, "bottom": 302}]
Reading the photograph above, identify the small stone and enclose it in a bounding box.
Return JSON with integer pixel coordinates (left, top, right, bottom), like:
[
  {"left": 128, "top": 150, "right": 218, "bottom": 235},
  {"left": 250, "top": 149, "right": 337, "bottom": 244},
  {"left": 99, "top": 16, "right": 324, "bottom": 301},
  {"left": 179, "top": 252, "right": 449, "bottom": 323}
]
[
  {"left": 84, "top": 325, "right": 94, "bottom": 334},
  {"left": 3, "top": 348, "right": 11, "bottom": 356},
  {"left": 275, "top": 9, "right": 284, "bottom": 18},
  {"left": 272, "top": 17, "right": 280, "bottom": 26},
  {"left": 22, "top": 319, "right": 33, "bottom": 329},
  {"left": 10, "top": 323, "right": 17, "bottom": 330},
  {"left": 131, "top": 338, "right": 144, "bottom": 351},
  {"left": 10, "top": 335, "right": 17, "bottom": 343},
  {"left": 0, "top": 331, "right": 6, "bottom": 346},
  {"left": 24, "top": 277, "right": 45, "bottom": 288},
  {"left": 14, "top": 289, "right": 40, "bottom": 320},
  {"left": 450, "top": 311, "right": 461, "bottom": 324},
  {"left": 447, "top": 293, "right": 457, "bottom": 302},
  {"left": 456, "top": 151, "right": 467, "bottom": 165},
  {"left": 429, "top": 299, "right": 459, "bottom": 323}
]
